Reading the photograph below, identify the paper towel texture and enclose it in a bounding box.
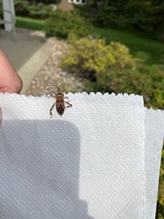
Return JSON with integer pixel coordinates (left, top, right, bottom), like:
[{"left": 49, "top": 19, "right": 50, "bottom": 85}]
[
  {"left": 0, "top": 93, "right": 163, "bottom": 219},
  {"left": 144, "top": 109, "right": 164, "bottom": 219}
]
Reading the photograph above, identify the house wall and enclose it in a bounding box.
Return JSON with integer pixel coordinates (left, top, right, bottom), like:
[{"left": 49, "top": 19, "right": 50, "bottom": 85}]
[{"left": 57, "top": 0, "right": 74, "bottom": 11}]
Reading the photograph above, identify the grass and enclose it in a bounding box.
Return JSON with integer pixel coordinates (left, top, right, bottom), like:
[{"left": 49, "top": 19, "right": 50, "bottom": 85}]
[
  {"left": 95, "top": 27, "right": 164, "bottom": 65},
  {"left": 16, "top": 16, "right": 45, "bottom": 31}
]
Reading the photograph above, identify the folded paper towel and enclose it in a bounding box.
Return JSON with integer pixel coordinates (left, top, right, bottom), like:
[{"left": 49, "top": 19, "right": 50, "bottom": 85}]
[{"left": 0, "top": 93, "right": 163, "bottom": 219}]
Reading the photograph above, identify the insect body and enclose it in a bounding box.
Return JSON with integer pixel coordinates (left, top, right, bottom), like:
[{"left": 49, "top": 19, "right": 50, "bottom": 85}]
[{"left": 49, "top": 85, "right": 72, "bottom": 118}]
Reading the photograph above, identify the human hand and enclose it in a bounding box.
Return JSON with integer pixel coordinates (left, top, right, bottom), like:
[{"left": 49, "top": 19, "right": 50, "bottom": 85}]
[{"left": 0, "top": 49, "right": 23, "bottom": 93}]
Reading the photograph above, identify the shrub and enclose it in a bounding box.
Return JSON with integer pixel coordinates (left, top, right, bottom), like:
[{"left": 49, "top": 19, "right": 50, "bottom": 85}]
[
  {"left": 28, "top": 4, "right": 53, "bottom": 19},
  {"left": 14, "top": 0, "right": 53, "bottom": 19},
  {"left": 45, "top": 10, "right": 93, "bottom": 39},
  {"left": 60, "top": 36, "right": 135, "bottom": 79},
  {"left": 158, "top": 148, "right": 164, "bottom": 218},
  {"left": 93, "top": 6, "right": 129, "bottom": 29},
  {"left": 85, "top": 65, "right": 164, "bottom": 109},
  {"left": 14, "top": 0, "right": 30, "bottom": 17}
]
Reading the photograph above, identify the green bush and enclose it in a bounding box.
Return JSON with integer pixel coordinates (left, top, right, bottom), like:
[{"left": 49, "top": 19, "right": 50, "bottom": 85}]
[
  {"left": 28, "top": 4, "right": 53, "bottom": 19},
  {"left": 86, "top": 65, "right": 164, "bottom": 108},
  {"left": 14, "top": 0, "right": 53, "bottom": 19},
  {"left": 158, "top": 148, "right": 164, "bottom": 218},
  {"left": 14, "top": 0, "right": 30, "bottom": 17},
  {"left": 45, "top": 10, "right": 93, "bottom": 39},
  {"left": 60, "top": 36, "right": 135, "bottom": 79},
  {"left": 93, "top": 6, "right": 129, "bottom": 29}
]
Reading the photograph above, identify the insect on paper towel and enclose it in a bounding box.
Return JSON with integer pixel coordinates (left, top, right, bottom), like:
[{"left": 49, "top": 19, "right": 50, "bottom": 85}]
[
  {"left": 48, "top": 85, "right": 72, "bottom": 118},
  {"left": 0, "top": 93, "right": 163, "bottom": 219}
]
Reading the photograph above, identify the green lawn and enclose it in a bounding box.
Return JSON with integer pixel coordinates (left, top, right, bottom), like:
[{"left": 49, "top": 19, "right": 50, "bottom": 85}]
[
  {"left": 16, "top": 16, "right": 45, "bottom": 31},
  {"left": 15, "top": 16, "right": 164, "bottom": 66},
  {"left": 95, "top": 27, "right": 164, "bottom": 65}
]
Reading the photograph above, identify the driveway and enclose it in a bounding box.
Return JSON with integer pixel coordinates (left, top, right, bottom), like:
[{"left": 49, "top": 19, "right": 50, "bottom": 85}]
[{"left": 0, "top": 28, "right": 52, "bottom": 94}]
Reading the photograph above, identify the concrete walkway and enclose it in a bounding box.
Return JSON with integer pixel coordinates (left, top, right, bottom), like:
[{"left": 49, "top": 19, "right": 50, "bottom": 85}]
[{"left": 0, "top": 28, "right": 52, "bottom": 94}]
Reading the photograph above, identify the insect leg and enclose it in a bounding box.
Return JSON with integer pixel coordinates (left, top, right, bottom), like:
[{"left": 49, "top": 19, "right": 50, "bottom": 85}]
[
  {"left": 49, "top": 102, "right": 56, "bottom": 119},
  {"left": 46, "top": 91, "right": 56, "bottom": 98},
  {"left": 65, "top": 101, "right": 72, "bottom": 109},
  {"left": 51, "top": 91, "right": 56, "bottom": 97},
  {"left": 64, "top": 96, "right": 71, "bottom": 102}
]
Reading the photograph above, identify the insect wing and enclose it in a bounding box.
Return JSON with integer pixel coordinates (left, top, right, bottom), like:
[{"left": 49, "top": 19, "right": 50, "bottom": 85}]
[{"left": 56, "top": 102, "right": 65, "bottom": 115}]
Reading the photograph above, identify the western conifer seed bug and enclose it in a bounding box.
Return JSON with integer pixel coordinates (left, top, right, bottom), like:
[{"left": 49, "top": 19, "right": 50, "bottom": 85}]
[{"left": 48, "top": 85, "right": 72, "bottom": 118}]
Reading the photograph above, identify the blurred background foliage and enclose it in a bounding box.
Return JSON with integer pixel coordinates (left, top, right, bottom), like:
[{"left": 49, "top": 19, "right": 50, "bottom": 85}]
[{"left": 75, "top": 0, "right": 164, "bottom": 42}]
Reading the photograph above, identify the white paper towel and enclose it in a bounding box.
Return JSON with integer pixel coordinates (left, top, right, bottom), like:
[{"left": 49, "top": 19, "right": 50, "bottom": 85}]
[{"left": 0, "top": 93, "right": 163, "bottom": 219}]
